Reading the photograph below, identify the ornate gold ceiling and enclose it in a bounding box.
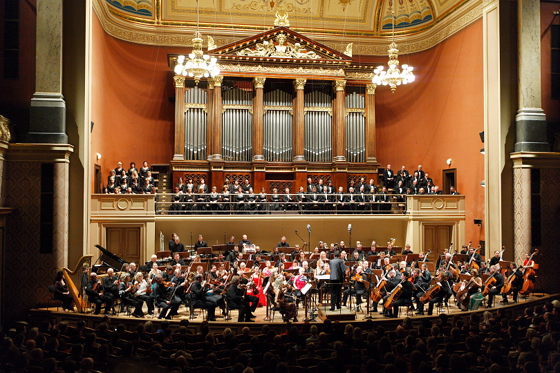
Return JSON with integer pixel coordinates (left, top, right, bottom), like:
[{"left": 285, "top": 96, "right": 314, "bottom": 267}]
[{"left": 94, "top": 0, "right": 483, "bottom": 55}]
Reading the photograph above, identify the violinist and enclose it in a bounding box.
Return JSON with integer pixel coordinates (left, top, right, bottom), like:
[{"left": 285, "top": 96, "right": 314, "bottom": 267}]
[
  {"left": 85, "top": 272, "right": 114, "bottom": 315},
  {"left": 425, "top": 272, "right": 452, "bottom": 316},
  {"left": 162, "top": 266, "right": 174, "bottom": 282},
  {"left": 119, "top": 273, "right": 144, "bottom": 317},
  {"left": 381, "top": 257, "right": 392, "bottom": 275},
  {"left": 190, "top": 274, "right": 218, "bottom": 321},
  {"left": 486, "top": 265, "right": 504, "bottom": 308},
  {"left": 413, "top": 264, "right": 432, "bottom": 315},
  {"left": 501, "top": 262, "right": 523, "bottom": 304},
  {"left": 225, "top": 276, "right": 253, "bottom": 322},
  {"left": 133, "top": 272, "right": 154, "bottom": 316},
  {"left": 293, "top": 267, "right": 308, "bottom": 308},
  {"left": 102, "top": 268, "right": 119, "bottom": 301},
  {"left": 153, "top": 274, "right": 181, "bottom": 319},
  {"left": 171, "top": 253, "right": 185, "bottom": 266},
  {"left": 343, "top": 265, "right": 366, "bottom": 312},
  {"left": 319, "top": 263, "right": 330, "bottom": 275},
  {"left": 398, "top": 261, "right": 407, "bottom": 273},
  {"left": 315, "top": 251, "right": 328, "bottom": 276},
  {"left": 238, "top": 273, "right": 259, "bottom": 317}
]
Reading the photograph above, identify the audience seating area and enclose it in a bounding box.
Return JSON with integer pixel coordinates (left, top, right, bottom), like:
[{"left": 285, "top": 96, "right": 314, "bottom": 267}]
[{"left": 2, "top": 298, "right": 559, "bottom": 373}]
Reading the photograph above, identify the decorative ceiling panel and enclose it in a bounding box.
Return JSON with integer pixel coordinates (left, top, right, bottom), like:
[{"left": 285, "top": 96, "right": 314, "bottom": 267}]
[{"left": 94, "top": 0, "right": 483, "bottom": 55}]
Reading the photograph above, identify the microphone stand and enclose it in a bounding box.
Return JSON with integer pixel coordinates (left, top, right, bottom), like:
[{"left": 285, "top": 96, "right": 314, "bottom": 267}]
[{"left": 307, "top": 229, "right": 311, "bottom": 250}]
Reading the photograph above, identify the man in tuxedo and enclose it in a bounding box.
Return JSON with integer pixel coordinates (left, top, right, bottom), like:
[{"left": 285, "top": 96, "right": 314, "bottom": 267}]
[
  {"left": 415, "top": 165, "right": 425, "bottom": 180},
  {"left": 329, "top": 251, "right": 346, "bottom": 310},
  {"left": 190, "top": 274, "right": 218, "bottom": 321},
  {"left": 383, "top": 164, "right": 395, "bottom": 189},
  {"left": 397, "top": 165, "right": 409, "bottom": 185}
]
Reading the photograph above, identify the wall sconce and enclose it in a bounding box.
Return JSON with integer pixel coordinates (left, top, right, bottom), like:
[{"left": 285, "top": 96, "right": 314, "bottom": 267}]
[
  {"left": 480, "top": 180, "right": 485, "bottom": 187},
  {"left": 474, "top": 219, "right": 483, "bottom": 226},
  {"left": 96, "top": 153, "right": 102, "bottom": 161},
  {"left": 480, "top": 148, "right": 485, "bottom": 154},
  {"left": 446, "top": 158, "right": 452, "bottom": 167}
]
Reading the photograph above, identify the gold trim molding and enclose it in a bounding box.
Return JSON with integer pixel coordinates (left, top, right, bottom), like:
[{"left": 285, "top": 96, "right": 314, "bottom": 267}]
[{"left": 93, "top": 0, "right": 483, "bottom": 56}]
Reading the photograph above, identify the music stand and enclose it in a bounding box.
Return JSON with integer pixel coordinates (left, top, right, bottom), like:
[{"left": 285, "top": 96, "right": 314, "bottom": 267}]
[
  {"left": 263, "top": 280, "right": 272, "bottom": 321},
  {"left": 302, "top": 281, "right": 317, "bottom": 322}
]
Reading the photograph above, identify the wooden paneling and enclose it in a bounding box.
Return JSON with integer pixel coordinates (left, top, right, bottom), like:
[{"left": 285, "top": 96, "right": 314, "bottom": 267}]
[
  {"left": 423, "top": 225, "right": 452, "bottom": 259},
  {"left": 106, "top": 227, "right": 141, "bottom": 264}
]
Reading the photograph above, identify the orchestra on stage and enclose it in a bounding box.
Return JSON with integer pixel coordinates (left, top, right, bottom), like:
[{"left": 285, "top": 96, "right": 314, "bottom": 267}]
[{"left": 54, "top": 236, "right": 539, "bottom": 322}]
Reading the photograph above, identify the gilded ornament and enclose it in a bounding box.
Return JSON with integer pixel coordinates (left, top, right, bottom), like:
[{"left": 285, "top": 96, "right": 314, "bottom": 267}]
[
  {"left": 253, "top": 77, "right": 266, "bottom": 89},
  {"left": 0, "top": 115, "right": 12, "bottom": 143},
  {"left": 293, "top": 78, "right": 307, "bottom": 90}
]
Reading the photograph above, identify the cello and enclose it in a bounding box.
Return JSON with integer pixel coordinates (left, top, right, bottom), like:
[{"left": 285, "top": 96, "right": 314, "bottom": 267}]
[
  {"left": 481, "top": 271, "right": 497, "bottom": 296},
  {"left": 370, "top": 276, "right": 388, "bottom": 303},
  {"left": 383, "top": 275, "right": 407, "bottom": 309},
  {"left": 519, "top": 250, "right": 538, "bottom": 296},
  {"left": 420, "top": 282, "right": 441, "bottom": 304}
]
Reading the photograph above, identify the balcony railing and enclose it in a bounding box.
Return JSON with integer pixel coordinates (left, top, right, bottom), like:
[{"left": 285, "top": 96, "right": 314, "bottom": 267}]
[{"left": 154, "top": 192, "right": 409, "bottom": 215}]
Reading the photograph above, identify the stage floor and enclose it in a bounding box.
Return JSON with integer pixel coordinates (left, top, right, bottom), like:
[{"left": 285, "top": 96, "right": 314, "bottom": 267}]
[{"left": 38, "top": 292, "right": 551, "bottom": 325}]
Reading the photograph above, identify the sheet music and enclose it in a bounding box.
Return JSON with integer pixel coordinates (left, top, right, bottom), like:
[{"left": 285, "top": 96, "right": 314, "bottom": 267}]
[{"left": 301, "top": 282, "right": 312, "bottom": 295}]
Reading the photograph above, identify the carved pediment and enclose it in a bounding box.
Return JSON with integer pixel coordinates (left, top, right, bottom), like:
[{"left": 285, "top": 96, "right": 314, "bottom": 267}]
[{"left": 211, "top": 27, "right": 353, "bottom": 65}]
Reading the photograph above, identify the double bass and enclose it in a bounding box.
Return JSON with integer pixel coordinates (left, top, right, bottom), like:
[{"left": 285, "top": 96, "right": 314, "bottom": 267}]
[{"left": 519, "top": 250, "right": 538, "bottom": 296}]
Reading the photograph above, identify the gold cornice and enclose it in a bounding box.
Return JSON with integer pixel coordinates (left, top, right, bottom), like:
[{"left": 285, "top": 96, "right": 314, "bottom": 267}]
[
  {"left": 6, "top": 144, "right": 74, "bottom": 163},
  {"left": 93, "top": 0, "right": 483, "bottom": 56}
]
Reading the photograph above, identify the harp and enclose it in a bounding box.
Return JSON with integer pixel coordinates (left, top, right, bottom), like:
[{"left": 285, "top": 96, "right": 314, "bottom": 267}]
[{"left": 62, "top": 255, "right": 93, "bottom": 313}]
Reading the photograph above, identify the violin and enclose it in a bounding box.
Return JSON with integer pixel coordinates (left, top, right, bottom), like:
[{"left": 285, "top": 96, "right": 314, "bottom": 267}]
[{"left": 351, "top": 273, "right": 363, "bottom": 282}]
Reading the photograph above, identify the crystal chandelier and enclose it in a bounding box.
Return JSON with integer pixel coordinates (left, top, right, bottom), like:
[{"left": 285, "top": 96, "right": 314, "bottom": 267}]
[
  {"left": 174, "top": 0, "right": 219, "bottom": 84},
  {"left": 372, "top": 5, "right": 415, "bottom": 93}
]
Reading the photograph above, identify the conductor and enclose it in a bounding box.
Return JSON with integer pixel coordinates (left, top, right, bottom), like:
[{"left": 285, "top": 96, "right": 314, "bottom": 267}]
[{"left": 329, "top": 251, "right": 346, "bottom": 311}]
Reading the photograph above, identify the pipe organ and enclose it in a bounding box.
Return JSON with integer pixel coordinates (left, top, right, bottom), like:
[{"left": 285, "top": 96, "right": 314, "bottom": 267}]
[{"left": 169, "top": 17, "right": 379, "bottom": 192}]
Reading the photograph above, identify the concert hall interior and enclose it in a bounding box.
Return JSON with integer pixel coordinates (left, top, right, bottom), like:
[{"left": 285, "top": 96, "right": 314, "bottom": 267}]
[{"left": 0, "top": 0, "right": 559, "bottom": 350}]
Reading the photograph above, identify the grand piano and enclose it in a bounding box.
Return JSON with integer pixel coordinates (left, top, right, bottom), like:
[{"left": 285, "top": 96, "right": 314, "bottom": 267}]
[{"left": 92, "top": 244, "right": 129, "bottom": 274}]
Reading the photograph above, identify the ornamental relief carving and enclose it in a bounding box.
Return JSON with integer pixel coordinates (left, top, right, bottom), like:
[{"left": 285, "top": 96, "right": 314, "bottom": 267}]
[{"left": 94, "top": 0, "right": 483, "bottom": 56}]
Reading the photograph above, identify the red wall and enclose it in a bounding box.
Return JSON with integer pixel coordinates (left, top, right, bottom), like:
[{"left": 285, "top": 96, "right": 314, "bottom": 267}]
[
  {"left": 374, "top": 20, "right": 485, "bottom": 244},
  {"left": 91, "top": 14, "right": 175, "bottom": 177}
]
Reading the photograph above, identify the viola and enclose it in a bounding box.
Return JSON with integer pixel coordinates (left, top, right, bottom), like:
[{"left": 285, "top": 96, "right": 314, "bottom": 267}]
[{"left": 351, "top": 274, "right": 364, "bottom": 282}]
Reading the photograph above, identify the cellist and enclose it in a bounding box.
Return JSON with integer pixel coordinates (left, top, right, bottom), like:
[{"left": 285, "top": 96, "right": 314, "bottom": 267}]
[
  {"left": 381, "top": 268, "right": 400, "bottom": 317},
  {"left": 413, "top": 263, "right": 432, "bottom": 315},
  {"left": 486, "top": 264, "right": 504, "bottom": 308},
  {"left": 501, "top": 262, "right": 523, "bottom": 304},
  {"left": 425, "top": 271, "right": 453, "bottom": 315}
]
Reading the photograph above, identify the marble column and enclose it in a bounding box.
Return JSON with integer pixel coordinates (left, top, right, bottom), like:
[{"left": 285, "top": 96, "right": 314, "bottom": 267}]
[
  {"left": 173, "top": 76, "right": 186, "bottom": 160},
  {"left": 293, "top": 79, "right": 306, "bottom": 162},
  {"left": 365, "top": 84, "right": 377, "bottom": 163},
  {"left": 211, "top": 76, "right": 223, "bottom": 160},
  {"left": 252, "top": 77, "right": 266, "bottom": 161},
  {"left": 514, "top": 0, "right": 549, "bottom": 152},
  {"left": 513, "top": 167, "right": 532, "bottom": 264},
  {"left": 28, "top": 0, "right": 67, "bottom": 143},
  {"left": 332, "top": 80, "right": 347, "bottom": 162},
  {"left": 54, "top": 160, "right": 70, "bottom": 269}
]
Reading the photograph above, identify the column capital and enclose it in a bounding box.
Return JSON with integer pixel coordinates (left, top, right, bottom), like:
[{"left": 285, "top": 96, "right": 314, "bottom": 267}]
[
  {"left": 213, "top": 75, "right": 224, "bottom": 87},
  {"left": 366, "top": 84, "right": 377, "bottom": 94},
  {"left": 293, "top": 78, "right": 307, "bottom": 90},
  {"left": 173, "top": 75, "right": 186, "bottom": 88},
  {"left": 253, "top": 77, "right": 266, "bottom": 89},
  {"left": 333, "top": 80, "right": 347, "bottom": 92}
]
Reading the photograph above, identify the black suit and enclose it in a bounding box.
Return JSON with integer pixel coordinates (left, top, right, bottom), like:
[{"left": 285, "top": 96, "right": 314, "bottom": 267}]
[
  {"left": 383, "top": 169, "right": 395, "bottom": 188},
  {"left": 329, "top": 257, "right": 346, "bottom": 310},
  {"left": 225, "top": 284, "right": 250, "bottom": 321},
  {"left": 190, "top": 281, "right": 217, "bottom": 320},
  {"left": 487, "top": 272, "right": 504, "bottom": 307},
  {"left": 86, "top": 279, "right": 113, "bottom": 315}
]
